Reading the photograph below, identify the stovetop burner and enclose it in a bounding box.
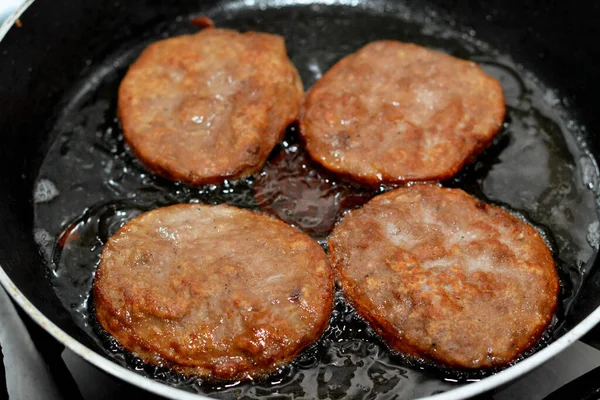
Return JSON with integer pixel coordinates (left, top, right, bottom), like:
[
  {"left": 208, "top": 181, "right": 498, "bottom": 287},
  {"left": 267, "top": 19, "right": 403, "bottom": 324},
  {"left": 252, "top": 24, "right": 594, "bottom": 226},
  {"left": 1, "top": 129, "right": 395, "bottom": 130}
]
[{"left": 2, "top": 285, "right": 600, "bottom": 400}]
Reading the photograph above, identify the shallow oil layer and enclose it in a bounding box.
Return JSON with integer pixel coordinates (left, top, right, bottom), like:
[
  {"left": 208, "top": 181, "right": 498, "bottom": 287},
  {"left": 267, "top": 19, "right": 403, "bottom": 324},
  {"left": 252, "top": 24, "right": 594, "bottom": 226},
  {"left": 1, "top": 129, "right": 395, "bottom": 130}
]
[{"left": 32, "top": 2, "right": 600, "bottom": 399}]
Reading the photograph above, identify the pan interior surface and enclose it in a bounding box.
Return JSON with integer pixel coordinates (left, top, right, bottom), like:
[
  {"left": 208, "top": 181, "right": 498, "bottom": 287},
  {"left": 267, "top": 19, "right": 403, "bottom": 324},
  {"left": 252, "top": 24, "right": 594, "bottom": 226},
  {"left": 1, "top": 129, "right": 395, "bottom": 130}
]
[{"left": 13, "top": 0, "right": 600, "bottom": 399}]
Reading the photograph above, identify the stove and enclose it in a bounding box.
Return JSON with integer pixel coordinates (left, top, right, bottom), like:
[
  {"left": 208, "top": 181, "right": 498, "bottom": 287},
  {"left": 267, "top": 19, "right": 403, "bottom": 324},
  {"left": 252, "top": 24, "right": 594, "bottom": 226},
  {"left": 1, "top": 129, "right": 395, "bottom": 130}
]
[{"left": 2, "top": 285, "right": 600, "bottom": 400}]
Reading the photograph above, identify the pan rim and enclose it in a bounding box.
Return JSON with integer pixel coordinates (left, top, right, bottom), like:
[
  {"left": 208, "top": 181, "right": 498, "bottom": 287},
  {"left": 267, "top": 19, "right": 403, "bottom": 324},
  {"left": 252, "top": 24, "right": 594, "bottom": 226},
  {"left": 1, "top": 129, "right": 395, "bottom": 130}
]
[{"left": 2, "top": 1, "right": 600, "bottom": 399}]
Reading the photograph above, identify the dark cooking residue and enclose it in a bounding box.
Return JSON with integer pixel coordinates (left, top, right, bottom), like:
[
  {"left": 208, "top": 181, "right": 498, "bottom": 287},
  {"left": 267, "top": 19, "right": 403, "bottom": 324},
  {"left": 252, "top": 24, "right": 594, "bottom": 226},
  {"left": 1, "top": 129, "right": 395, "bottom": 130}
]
[
  {"left": 32, "top": 3, "right": 600, "bottom": 399},
  {"left": 253, "top": 128, "right": 376, "bottom": 238}
]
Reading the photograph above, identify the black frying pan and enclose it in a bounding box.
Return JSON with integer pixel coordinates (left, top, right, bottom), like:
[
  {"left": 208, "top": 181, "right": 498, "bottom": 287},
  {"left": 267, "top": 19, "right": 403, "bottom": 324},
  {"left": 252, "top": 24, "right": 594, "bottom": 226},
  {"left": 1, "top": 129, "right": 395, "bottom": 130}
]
[{"left": 2, "top": 0, "right": 600, "bottom": 399}]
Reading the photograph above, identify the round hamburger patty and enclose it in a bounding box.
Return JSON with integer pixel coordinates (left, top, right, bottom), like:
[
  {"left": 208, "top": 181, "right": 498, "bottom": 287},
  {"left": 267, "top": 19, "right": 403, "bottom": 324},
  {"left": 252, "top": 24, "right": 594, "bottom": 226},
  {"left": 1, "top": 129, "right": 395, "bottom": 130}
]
[
  {"left": 329, "top": 185, "right": 559, "bottom": 368},
  {"left": 299, "top": 41, "right": 505, "bottom": 186},
  {"left": 118, "top": 28, "right": 304, "bottom": 185},
  {"left": 94, "top": 204, "right": 334, "bottom": 380}
]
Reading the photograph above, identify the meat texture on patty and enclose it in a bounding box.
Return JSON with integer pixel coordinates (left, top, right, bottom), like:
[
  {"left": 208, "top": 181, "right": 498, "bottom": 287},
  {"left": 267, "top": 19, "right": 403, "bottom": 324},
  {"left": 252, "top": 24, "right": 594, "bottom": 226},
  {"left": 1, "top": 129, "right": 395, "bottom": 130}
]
[
  {"left": 300, "top": 41, "right": 505, "bottom": 186},
  {"left": 94, "top": 204, "right": 334, "bottom": 380},
  {"left": 329, "top": 184, "right": 559, "bottom": 368},
  {"left": 119, "top": 28, "right": 304, "bottom": 185}
]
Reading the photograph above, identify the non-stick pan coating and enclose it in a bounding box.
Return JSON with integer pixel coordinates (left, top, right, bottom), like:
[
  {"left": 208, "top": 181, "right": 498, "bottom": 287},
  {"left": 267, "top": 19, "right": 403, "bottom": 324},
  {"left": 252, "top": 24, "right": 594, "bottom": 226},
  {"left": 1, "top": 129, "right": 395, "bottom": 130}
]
[{"left": 2, "top": 1, "right": 600, "bottom": 399}]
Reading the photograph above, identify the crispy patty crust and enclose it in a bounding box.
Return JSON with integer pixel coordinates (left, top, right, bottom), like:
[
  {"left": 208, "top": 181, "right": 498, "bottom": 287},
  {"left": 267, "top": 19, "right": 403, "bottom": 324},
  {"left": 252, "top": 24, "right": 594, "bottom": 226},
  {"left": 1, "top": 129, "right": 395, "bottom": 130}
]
[
  {"left": 119, "top": 28, "right": 303, "bottom": 185},
  {"left": 94, "top": 204, "right": 334, "bottom": 380},
  {"left": 329, "top": 185, "right": 558, "bottom": 368},
  {"left": 300, "top": 41, "right": 505, "bottom": 186}
]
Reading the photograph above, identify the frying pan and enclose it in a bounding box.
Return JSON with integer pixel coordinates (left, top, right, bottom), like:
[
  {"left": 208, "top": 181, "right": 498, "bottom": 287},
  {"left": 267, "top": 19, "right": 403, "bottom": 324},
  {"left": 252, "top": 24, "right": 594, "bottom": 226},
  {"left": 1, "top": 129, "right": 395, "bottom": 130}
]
[{"left": 2, "top": 0, "right": 600, "bottom": 399}]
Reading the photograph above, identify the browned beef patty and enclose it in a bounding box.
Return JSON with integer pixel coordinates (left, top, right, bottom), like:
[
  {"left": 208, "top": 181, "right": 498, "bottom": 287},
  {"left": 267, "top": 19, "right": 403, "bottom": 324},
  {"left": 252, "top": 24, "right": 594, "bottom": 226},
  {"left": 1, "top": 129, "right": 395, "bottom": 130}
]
[
  {"left": 299, "top": 41, "right": 505, "bottom": 186},
  {"left": 118, "top": 28, "right": 304, "bottom": 185},
  {"left": 328, "top": 185, "right": 559, "bottom": 368},
  {"left": 94, "top": 204, "right": 334, "bottom": 380}
]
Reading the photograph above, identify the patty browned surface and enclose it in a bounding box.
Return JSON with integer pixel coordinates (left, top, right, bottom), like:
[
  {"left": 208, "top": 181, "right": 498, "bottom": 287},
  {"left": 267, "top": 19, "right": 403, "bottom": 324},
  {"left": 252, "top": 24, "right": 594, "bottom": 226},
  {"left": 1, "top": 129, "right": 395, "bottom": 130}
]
[
  {"left": 329, "top": 185, "right": 559, "bottom": 368},
  {"left": 118, "top": 28, "right": 304, "bottom": 186},
  {"left": 299, "top": 41, "right": 505, "bottom": 186},
  {"left": 94, "top": 204, "right": 334, "bottom": 380}
]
